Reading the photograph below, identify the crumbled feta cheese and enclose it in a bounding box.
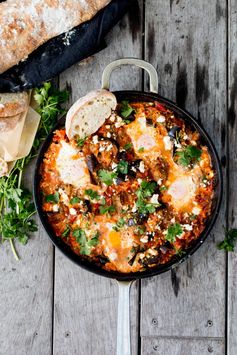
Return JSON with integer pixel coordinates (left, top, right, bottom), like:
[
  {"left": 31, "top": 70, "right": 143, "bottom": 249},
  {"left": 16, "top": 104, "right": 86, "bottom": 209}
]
[
  {"left": 105, "top": 125, "right": 110, "bottom": 129},
  {"left": 52, "top": 204, "right": 59, "bottom": 212},
  {"left": 139, "top": 161, "right": 145, "bottom": 173},
  {"left": 157, "top": 178, "right": 162, "bottom": 185},
  {"left": 131, "top": 166, "right": 136, "bottom": 172},
  {"left": 183, "top": 224, "right": 193, "bottom": 231},
  {"left": 140, "top": 236, "right": 148, "bottom": 243},
  {"left": 58, "top": 188, "right": 69, "bottom": 205},
  {"left": 69, "top": 208, "right": 77, "bottom": 215},
  {"left": 139, "top": 253, "right": 145, "bottom": 259},
  {"left": 183, "top": 134, "right": 189, "bottom": 140},
  {"left": 106, "top": 144, "right": 113, "bottom": 151},
  {"left": 156, "top": 115, "right": 166, "bottom": 123},
  {"left": 109, "top": 252, "right": 118, "bottom": 261},
  {"left": 171, "top": 217, "right": 175, "bottom": 223},
  {"left": 110, "top": 113, "right": 116, "bottom": 122},
  {"left": 163, "top": 136, "right": 172, "bottom": 150},
  {"left": 192, "top": 207, "right": 201, "bottom": 215},
  {"left": 99, "top": 146, "right": 106, "bottom": 152},
  {"left": 148, "top": 248, "right": 158, "bottom": 256},
  {"left": 150, "top": 194, "right": 159, "bottom": 204},
  {"left": 107, "top": 132, "right": 111, "bottom": 138},
  {"left": 0, "top": 104, "right": 5, "bottom": 109},
  {"left": 131, "top": 204, "right": 137, "bottom": 212},
  {"left": 111, "top": 162, "right": 118, "bottom": 170},
  {"left": 137, "top": 178, "right": 143, "bottom": 185},
  {"left": 92, "top": 135, "right": 98, "bottom": 144}
]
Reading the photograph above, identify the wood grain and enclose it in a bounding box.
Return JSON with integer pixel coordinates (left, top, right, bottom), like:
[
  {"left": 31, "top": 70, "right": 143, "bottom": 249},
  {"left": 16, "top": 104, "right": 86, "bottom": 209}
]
[
  {"left": 141, "top": 0, "right": 227, "bottom": 342},
  {"left": 0, "top": 162, "right": 53, "bottom": 355},
  {"left": 141, "top": 337, "right": 225, "bottom": 355},
  {"left": 53, "top": 2, "right": 143, "bottom": 354},
  {"left": 227, "top": 1, "right": 237, "bottom": 354}
]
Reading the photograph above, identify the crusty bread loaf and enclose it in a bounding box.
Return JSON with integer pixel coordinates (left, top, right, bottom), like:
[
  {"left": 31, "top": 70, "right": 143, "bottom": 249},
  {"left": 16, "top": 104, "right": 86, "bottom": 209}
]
[
  {"left": 0, "top": 92, "right": 29, "bottom": 117},
  {"left": 0, "top": 0, "right": 111, "bottom": 74},
  {"left": 0, "top": 114, "right": 22, "bottom": 132},
  {"left": 66, "top": 89, "right": 117, "bottom": 140}
]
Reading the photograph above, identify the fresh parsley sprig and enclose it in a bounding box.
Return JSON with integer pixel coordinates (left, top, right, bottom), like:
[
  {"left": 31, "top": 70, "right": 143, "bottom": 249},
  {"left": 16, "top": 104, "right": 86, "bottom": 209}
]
[
  {"left": 175, "top": 145, "right": 202, "bottom": 167},
  {"left": 120, "top": 100, "right": 135, "bottom": 119},
  {"left": 218, "top": 229, "right": 237, "bottom": 252},
  {"left": 135, "top": 180, "right": 158, "bottom": 215},
  {"left": 166, "top": 223, "right": 183, "bottom": 242},
  {"left": 0, "top": 82, "right": 69, "bottom": 260}
]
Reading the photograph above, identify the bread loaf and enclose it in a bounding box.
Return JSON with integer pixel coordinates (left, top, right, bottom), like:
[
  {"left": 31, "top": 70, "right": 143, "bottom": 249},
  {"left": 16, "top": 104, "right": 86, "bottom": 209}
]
[{"left": 0, "top": 0, "right": 111, "bottom": 74}]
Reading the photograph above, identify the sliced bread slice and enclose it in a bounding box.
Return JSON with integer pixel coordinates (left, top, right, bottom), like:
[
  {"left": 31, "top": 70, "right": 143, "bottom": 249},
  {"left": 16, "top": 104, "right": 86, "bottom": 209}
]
[
  {"left": 65, "top": 89, "right": 117, "bottom": 140},
  {"left": 0, "top": 92, "right": 28, "bottom": 117}
]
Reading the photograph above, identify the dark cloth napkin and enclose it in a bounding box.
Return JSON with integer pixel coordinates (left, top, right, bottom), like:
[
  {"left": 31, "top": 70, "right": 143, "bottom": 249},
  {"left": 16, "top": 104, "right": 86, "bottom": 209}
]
[{"left": 0, "top": 0, "right": 132, "bottom": 92}]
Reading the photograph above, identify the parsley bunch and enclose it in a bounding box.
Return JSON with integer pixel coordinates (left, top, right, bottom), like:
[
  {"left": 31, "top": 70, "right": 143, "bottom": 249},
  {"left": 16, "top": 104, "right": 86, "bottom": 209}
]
[
  {"left": 0, "top": 82, "right": 69, "bottom": 260},
  {"left": 73, "top": 228, "right": 99, "bottom": 255}
]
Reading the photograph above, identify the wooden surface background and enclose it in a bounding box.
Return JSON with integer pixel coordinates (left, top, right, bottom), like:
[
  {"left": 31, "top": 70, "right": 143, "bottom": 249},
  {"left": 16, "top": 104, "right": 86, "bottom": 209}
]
[{"left": 0, "top": 0, "right": 236, "bottom": 354}]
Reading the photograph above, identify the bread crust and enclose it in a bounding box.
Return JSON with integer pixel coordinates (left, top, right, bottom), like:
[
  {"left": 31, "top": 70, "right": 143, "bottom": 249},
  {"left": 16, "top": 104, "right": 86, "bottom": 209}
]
[{"left": 0, "top": 0, "right": 111, "bottom": 74}]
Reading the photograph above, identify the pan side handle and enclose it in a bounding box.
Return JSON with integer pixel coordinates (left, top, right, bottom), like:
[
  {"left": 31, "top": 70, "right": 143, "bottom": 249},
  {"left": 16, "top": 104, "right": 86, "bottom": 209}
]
[
  {"left": 116, "top": 280, "right": 134, "bottom": 355},
  {"left": 101, "top": 58, "right": 158, "bottom": 94}
]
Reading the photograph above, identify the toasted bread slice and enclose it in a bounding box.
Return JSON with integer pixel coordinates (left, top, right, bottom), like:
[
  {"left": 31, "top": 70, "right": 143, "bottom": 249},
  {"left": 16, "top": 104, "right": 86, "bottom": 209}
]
[
  {"left": 0, "top": 92, "right": 28, "bottom": 117},
  {"left": 0, "top": 113, "right": 22, "bottom": 132},
  {"left": 65, "top": 89, "right": 117, "bottom": 140}
]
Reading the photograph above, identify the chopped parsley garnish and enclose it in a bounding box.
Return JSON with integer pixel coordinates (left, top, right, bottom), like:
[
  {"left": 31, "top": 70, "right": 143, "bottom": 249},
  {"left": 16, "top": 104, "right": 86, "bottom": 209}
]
[
  {"left": 45, "top": 192, "right": 59, "bottom": 203},
  {"left": 218, "top": 229, "right": 237, "bottom": 252},
  {"left": 120, "top": 100, "right": 135, "bottom": 119},
  {"left": 98, "top": 169, "right": 117, "bottom": 186},
  {"left": 136, "top": 226, "right": 146, "bottom": 235},
  {"left": 166, "top": 223, "right": 183, "bottom": 242},
  {"left": 62, "top": 225, "right": 70, "bottom": 238},
  {"left": 124, "top": 143, "right": 133, "bottom": 151},
  {"left": 138, "top": 147, "right": 145, "bottom": 153},
  {"left": 85, "top": 189, "right": 100, "bottom": 200},
  {"left": 176, "top": 145, "right": 202, "bottom": 167},
  {"left": 77, "top": 136, "right": 87, "bottom": 147},
  {"left": 99, "top": 205, "right": 116, "bottom": 215},
  {"left": 70, "top": 196, "right": 81, "bottom": 205},
  {"left": 117, "top": 160, "right": 129, "bottom": 175},
  {"left": 135, "top": 180, "right": 158, "bottom": 214},
  {"left": 160, "top": 185, "right": 167, "bottom": 192},
  {"left": 113, "top": 218, "right": 126, "bottom": 231},
  {"left": 73, "top": 228, "right": 99, "bottom": 255}
]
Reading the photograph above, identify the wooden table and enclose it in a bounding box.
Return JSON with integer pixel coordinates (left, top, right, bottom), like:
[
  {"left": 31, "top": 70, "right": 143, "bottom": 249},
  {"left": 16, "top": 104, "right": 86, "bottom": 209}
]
[{"left": 0, "top": 1, "right": 236, "bottom": 354}]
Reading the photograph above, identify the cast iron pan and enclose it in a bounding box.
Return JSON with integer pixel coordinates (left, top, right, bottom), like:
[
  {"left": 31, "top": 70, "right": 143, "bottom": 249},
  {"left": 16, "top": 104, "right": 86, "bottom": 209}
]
[{"left": 34, "top": 59, "right": 223, "bottom": 355}]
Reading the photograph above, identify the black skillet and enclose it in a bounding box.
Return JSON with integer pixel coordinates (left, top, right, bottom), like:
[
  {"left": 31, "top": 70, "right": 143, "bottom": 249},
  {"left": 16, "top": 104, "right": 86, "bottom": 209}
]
[{"left": 34, "top": 58, "right": 223, "bottom": 355}]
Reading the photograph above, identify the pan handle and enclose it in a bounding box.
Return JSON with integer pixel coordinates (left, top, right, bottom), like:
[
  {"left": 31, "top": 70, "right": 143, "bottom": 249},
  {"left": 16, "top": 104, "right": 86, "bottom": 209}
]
[
  {"left": 116, "top": 280, "right": 133, "bottom": 355},
  {"left": 102, "top": 58, "right": 158, "bottom": 93}
]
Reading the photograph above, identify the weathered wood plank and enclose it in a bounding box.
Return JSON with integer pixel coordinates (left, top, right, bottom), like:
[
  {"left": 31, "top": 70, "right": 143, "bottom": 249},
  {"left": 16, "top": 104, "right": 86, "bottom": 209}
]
[
  {"left": 141, "top": 337, "right": 225, "bottom": 355},
  {"left": 0, "top": 162, "right": 53, "bottom": 355},
  {"left": 53, "top": 3, "right": 143, "bottom": 354},
  {"left": 227, "top": 1, "right": 237, "bottom": 354},
  {"left": 141, "top": 0, "right": 226, "bottom": 341}
]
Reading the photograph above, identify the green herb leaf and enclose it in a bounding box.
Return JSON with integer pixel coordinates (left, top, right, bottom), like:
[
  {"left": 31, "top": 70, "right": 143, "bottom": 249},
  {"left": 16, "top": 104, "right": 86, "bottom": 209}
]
[
  {"left": 135, "top": 180, "right": 158, "bottom": 214},
  {"left": 77, "top": 136, "right": 87, "bottom": 147},
  {"left": 176, "top": 145, "right": 202, "bottom": 167},
  {"left": 117, "top": 160, "right": 128, "bottom": 175},
  {"left": 85, "top": 189, "right": 100, "bottom": 200},
  {"left": 73, "top": 228, "right": 99, "bottom": 255},
  {"left": 217, "top": 229, "right": 237, "bottom": 252},
  {"left": 124, "top": 143, "right": 133, "bottom": 151},
  {"left": 113, "top": 218, "right": 126, "bottom": 231},
  {"left": 138, "top": 147, "right": 145, "bottom": 153},
  {"left": 160, "top": 185, "right": 167, "bottom": 192},
  {"left": 62, "top": 225, "right": 70, "bottom": 238},
  {"left": 120, "top": 100, "right": 134, "bottom": 119},
  {"left": 45, "top": 192, "right": 59, "bottom": 203},
  {"left": 70, "top": 197, "right": 81, "bottom": 205},
  {"left": 98, "top": 169, "right": 117, "bottom": 186},
  {"left": 99, "top": 205, "right": 116, "bottom": 215},
  {"left": 166, "top": 223, "right": 183, "bottom": 242}
]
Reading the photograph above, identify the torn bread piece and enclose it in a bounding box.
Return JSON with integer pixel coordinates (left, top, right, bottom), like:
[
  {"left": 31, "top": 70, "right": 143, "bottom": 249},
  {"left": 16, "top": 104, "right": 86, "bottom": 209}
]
[
  {"left": 0, "top": 92, "right": 29, "bottom": 117},
  {"left": 65, "top": 89, "right": 117, "bottom": 140}
]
